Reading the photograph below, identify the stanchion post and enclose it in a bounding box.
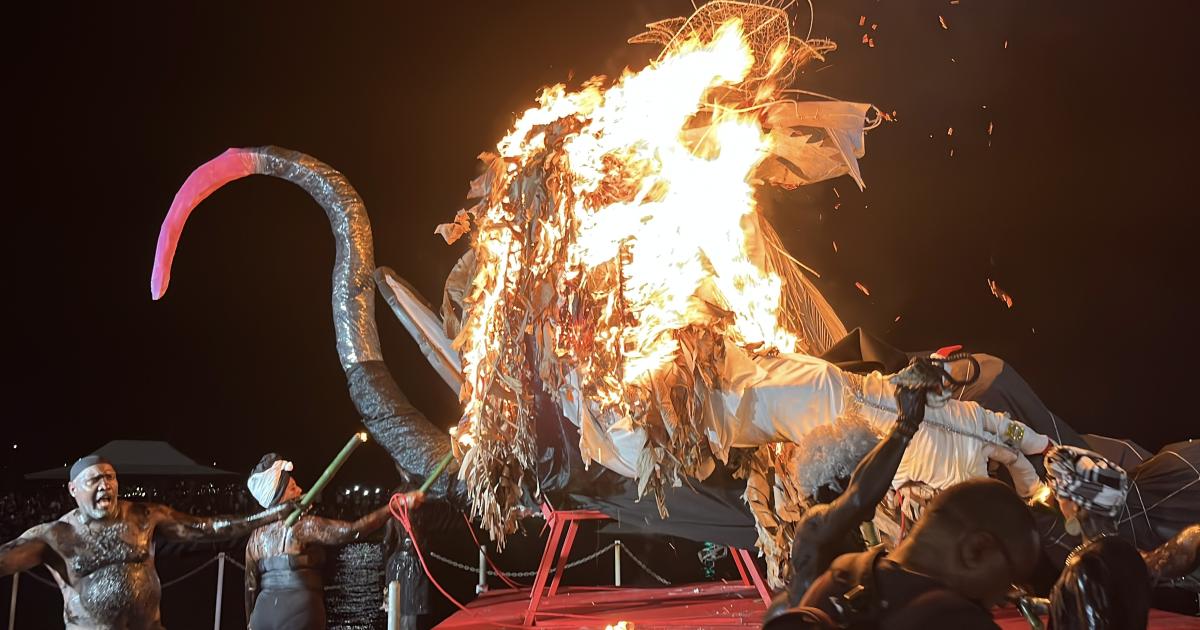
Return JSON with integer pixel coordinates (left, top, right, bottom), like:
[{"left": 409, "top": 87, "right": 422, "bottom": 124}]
[
  {"left": 387, "top": 580, "right": 401, "bottom": 630},
  {"left": 614, "top": 540, "right": 622, "bottom": 587},
  {"left": 476, "top": 545, "right": 488, "bottom": 594},
  {"left": 212, "top": 552, "right": 226, "bottom": 630},
  {"left": 8, "top": 572, "right": 19, "bottom": 630}
]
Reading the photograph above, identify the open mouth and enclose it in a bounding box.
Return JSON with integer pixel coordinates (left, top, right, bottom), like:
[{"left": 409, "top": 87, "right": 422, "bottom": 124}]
[{"left": 95, "top": 493, "right": 114, "bottom": 509}]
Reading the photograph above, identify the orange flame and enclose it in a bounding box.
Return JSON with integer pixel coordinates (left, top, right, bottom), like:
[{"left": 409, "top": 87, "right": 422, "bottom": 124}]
[{"left": 456, "top": 18, "right": 797, "bottom": 443}]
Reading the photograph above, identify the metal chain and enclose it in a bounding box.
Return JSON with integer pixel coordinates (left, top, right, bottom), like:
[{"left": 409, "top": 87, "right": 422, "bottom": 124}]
[
  {"left": 19, "top": 556, "right": 228, "bottom": 590},
  {"left": 14, "top": 557, "right": 355, "bottom": 605},
  {"left": 429, "top": 542, "right": 617, "bottom": 578},
  {"left": 855, "top": 391, "right": 1020, "bottom": 456},
  {"left": 620, "top": 545, "right": 671, "bottom": 585},
  {"left": 429, "top": 542, "right": 672, "bottom": 585},
  {"left": 18, "top": 569, "right": 59, "bottom": 589},
  {"left": 17, "top": 542, "right": 675, "bottom": 592},
  {"left": 160, "top": 555, "right": 220, "bottom": 588}
]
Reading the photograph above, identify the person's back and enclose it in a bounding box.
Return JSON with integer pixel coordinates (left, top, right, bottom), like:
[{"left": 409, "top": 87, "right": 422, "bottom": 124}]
[
  {"left": 243, "top": 453, "right": 405, "bottom": 630},
  {"left": 790, "top": 548, "right": 998, "bottom": 630},
  {"left": 766, "top": 479, "right": 1040, "bottom": 630}
]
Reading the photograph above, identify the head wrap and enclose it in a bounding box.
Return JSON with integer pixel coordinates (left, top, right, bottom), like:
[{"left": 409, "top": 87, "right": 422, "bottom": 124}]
[
  {"left": 1044, "top": 445, "right": 1129, "bottom": 518},
  {"left": 247, "top": 453, "right": 294, "bottom": 508},
  {"left": 70, "top": 455, "right": 113, "bottom": 481}
]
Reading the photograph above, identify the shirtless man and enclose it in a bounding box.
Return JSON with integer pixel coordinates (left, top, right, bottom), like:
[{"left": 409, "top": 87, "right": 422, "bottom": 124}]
[{"left": 0, "top": 455, "right": 293, "bottom": 629}]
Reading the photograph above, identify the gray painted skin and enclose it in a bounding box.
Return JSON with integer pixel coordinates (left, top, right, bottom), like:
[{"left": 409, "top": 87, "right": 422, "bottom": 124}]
[{"left": 0, "top": 463, "right": 292, "bottom": 629}]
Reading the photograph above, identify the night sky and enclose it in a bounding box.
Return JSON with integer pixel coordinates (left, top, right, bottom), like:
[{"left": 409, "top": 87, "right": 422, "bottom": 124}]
[{"left": 4, "top": 1, "right": 1197, "bottom": 487}]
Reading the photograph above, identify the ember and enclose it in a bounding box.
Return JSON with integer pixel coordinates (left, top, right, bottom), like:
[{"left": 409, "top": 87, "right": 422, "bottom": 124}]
[{"left": 988, "top": 278, "right": 1015, "bottom": 308}]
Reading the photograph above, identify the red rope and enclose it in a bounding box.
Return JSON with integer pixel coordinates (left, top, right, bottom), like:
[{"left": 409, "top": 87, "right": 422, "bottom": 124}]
[
  {"left": 388, "top": 493, "right": 623, "bottom": 627},
  {"left": 460, "top": 512, "right": 525, "bottom": 589},
  {"left": 389, "top": 493, "right": 474, "bottom": 614}
]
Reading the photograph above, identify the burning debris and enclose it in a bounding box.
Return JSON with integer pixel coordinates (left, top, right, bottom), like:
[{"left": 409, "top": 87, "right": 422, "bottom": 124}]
[{"left": 988, "top": 278, "right": 1014, "bottom": 308}]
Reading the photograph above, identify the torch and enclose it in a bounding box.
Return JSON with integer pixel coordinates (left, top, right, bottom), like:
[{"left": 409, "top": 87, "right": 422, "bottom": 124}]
[
  {"left": 418, "top": 452, "right": 454, "bottom": 495},
  {"left": 285, "top": 431, "right": 369, "bottom": 527}
]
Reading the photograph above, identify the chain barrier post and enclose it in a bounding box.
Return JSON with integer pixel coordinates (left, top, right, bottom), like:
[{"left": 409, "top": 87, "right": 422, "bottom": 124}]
[
  {"left": 475, "top": 546, "right": 485, "bottom": 593},
  {"left": 212, "top": 552, "right": 226, "bottom": 630},
  {"left": 614, "top": 540, "right": 622, "bottom": 587},
  {"left": 387, "top": 580, "right": 401, "bottom": 630},
  {"left": 7, "top": 573, "right": 19, "bottom": 630}
]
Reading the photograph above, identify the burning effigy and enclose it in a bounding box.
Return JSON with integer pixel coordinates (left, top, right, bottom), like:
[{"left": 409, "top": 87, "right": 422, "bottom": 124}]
[
  {"left": 437, "top": 1, "right": 864, "bottom": 534},
  {"left": 148, "top": 0, "right": 1200, "bottom": 600},
  {"left": 426, "top": 0, "right": 1051, "bottom": 583}
]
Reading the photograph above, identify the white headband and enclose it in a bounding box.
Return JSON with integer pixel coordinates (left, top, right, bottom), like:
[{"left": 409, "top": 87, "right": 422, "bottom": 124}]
[{"left": 247, "top": 459, "right": 294, "bottom": 508}]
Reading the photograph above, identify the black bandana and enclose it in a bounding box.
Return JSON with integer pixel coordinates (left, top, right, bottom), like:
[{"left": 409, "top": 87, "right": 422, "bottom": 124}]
[{"left": 70, "top": 455, "right": 113, "bottom": 481}]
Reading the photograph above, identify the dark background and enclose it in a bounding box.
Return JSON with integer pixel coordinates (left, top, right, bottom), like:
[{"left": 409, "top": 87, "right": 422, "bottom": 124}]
[
  {"left": 3, "top": 0, "right": 1196, "bottom": 536},
  {"left": 7, "top": 0, "right": 1190, "bottom": 482},
  {"left": 3, "top": 1, "right": 1198, "bottom": 627}
]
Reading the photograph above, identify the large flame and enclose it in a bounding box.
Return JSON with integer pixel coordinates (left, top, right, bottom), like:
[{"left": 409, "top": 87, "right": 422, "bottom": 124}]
[
  {"left": 458, "top": 19, "right": 793, "bottom": 442},
  {"left": 445, "top": 0, "right": 873, "bottom": 569}
]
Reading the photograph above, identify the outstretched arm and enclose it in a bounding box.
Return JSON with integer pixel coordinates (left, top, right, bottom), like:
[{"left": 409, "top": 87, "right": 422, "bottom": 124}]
[
  {"left": 779, "top": 377, "right": 929, "bottom": 609},
  {"left": 153, "top": 502, "right": 292, "bottom": 543},
  {"left": 0, "top": 525, "right": 51, "bottom": 576},
  {"left": 1143, "top": 524, "right": 1200, "bottom": 581},
  {"left": 295, "top": 503, "right": 396, "bottom": 547}
]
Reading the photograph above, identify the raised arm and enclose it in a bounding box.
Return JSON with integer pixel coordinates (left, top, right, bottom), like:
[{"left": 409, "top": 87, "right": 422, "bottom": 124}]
[
  {"left": 152, "top": 502, "right": 292, "bottom": 543},
  {"left": 777, "top": 369, "right": 930, "bottom": 609},
  {"left": 827, "top": 384, "right": 927, "bottom": 525},
  {"left": 0, "top": 525, "right": 51, "bottom": 576},
  {"left": 294, "top": 504, "right": 393, "bottom": 546}
]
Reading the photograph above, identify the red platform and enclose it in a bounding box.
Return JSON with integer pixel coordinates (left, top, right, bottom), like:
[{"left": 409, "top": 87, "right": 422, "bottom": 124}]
[
  {"left": 519, "top": 507, "right": 769, "bottom": 626},
  {"left": 992, "top": 608, "right": 1199, "bottom": 629},
  {"left": 436, "top": 582, "right": 1200, "bottom": 629},
  {"left": 436, "top": 582, "right": 768, "bottom": 629}
]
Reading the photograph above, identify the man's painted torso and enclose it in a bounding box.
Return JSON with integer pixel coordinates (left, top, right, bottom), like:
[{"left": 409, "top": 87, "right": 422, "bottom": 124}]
[{"left": 41, "top": 503, "right": 164, "bottom": 630}]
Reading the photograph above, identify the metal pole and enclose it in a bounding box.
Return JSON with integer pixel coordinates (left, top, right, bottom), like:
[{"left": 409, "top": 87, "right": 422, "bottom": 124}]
[
  {"left": 212, "top": 553, "right": 226, "bottom": 630},
  {"left": 476, "top": 545, "right": 487, "bottom": 594},
  {"left": 387, "top": 580, "right": 401, "bottom": 630},
  {"left": 8, "top": 573, "right": 19, "bottom": 630},
  {"left": 614, "top": 540, "right": 622, "bottom": 587}
]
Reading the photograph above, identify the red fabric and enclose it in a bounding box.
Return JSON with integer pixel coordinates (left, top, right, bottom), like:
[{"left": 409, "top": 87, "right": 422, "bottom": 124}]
[{"left": 935, "top": 344, "right": 963, "bottom": 358}]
